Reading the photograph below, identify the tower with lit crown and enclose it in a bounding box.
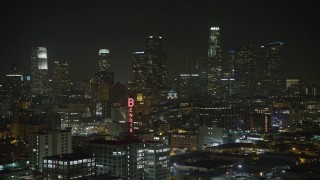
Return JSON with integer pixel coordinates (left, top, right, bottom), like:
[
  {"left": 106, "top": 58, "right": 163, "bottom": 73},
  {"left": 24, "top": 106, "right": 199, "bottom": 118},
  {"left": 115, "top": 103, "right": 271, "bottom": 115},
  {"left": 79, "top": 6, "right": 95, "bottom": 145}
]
[
  {"left": 98, "top": 49, "right": 111, "bottom": 72},
  {"left": 207, "top": 27, "right": 223, "bottom": 98},
  {"left": 30, "top": 47, "right": 49, "bottom": 96},
  {"left": 91, "top": 49, "right": 114, "bottom": 119}
]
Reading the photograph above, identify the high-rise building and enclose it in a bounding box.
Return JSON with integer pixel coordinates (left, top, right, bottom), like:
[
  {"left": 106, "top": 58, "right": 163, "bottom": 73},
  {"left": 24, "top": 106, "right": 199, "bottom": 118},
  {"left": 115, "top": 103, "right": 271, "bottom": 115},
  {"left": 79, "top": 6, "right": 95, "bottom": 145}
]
[
  {"left": 147, "top": 35, "right": 168, "bottom": 99},
  {"left": 132, "top": 36, "right": 168, "bottom": 99},
  {"left": 90, "top": 139, "right": 142, "bottom": 179},
  {"left": 98, "top": 49, "right": 111, "bottom": 72},
  {"left": 220, "top": 51, "right": 236, "bottom": 98},
  {"left": 259, "top": 42, "right": 287, "bottom": 96},
  {"left": 91, "top": 49, "right": 114, "bottom": 119},
  {"left": 133, "top": 101, "right": 152, "bottom": 132},
  {"left": 21, "top": 75, "right": 31, "bottom": 102},
  {"left": 53, "top": 60, "right": 70, "bottom": 96},
  {"left": 233, "top": 45, "right": 257, "bottom": 97},
  {"left": 231, "top": 42, "right": 287, "bottom": 97},
  {"left": 132, "top": 51, "right": 148, "bottom": 94},
  {"left": 207, "top": 27, "right": 223, "bottom": 97},
  {"left": 208, "top": 27, "right": 221, "bottom": 58},
  {"left": 30, "top": 47, "right": 49, "bottom": 96},
  {"left": 5, "top": 64, "right": 23, "bottom": 102},
  {"left": 178, "top": 73, "right": 201, "bottom": 100},
  {"left": 29, "top": 129, "right": 72, "bottom": 172}
]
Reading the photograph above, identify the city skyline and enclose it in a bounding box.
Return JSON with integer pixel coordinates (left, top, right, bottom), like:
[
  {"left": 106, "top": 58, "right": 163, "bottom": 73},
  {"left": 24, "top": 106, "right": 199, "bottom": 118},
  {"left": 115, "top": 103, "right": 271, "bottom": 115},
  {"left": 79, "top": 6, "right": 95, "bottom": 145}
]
[{"left": 1, "top": 0, "right": 319, "bottom": 83}]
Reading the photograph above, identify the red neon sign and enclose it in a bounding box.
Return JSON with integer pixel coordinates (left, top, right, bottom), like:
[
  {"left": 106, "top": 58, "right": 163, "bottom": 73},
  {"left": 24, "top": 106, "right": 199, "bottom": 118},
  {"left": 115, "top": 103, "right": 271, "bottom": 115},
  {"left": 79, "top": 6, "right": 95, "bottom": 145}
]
[{"left": 128, "top": 98, "right": 135, "bottom": 133}]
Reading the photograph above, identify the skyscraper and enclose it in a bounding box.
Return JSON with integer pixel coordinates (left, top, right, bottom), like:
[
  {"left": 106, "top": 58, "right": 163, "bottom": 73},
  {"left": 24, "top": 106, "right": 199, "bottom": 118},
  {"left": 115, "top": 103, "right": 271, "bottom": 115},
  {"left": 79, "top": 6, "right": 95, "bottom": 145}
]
[
  {"left": 178, "top": 73, "right": 201, "bottom": 100},
  {"left": 5, "top": 64, "right": 23, "bottom": 102},
  {"left": 30, "top": 47, "right": 49, "bottom": 96},
  {"left": 259, "top": 42, "right": 287, "bottom": 96},
  {"left": 233, "top": 45, "right": 257, "bottom": 97},
  {"left": 98, "top": 49, "right": 111, "bottom": 72},
  {"left": 132, "top": 36, "right": 168, "bottom": 99},
  {"left": 146, "top": 36, "right": 168, "bottom": 98},
  {"left": 208, "top": 27, "right": 221, "bottom": 58},
  {"left": 91, "top": 49, "right": 114, "bottom": 119},
  {"left": 207, "top": 27, "right": 223, "bottom": 97},
  {"left": 53, "top": 60, "right": 70, "bottom": 96},
  {"left": 132, "top": 51, "right": 148, "bottom": 94}
]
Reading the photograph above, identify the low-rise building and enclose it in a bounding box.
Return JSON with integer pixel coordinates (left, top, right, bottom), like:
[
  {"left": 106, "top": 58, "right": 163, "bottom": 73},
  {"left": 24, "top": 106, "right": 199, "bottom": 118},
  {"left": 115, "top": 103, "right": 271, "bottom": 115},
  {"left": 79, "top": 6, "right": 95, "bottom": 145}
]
[{"left": 42, "top": 153, "right": 95, "bottom": 180}]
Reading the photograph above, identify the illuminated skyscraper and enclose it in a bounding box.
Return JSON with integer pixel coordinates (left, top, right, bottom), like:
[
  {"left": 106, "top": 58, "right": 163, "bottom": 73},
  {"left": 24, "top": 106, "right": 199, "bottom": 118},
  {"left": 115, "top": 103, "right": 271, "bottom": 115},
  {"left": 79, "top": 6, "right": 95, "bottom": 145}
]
[
  {"left": 53, "top": 60, "right": 70, "bottom": 96},
  {"left": 98, "top": 49, "right": 111, "bottom": 72},
  {"left": 132, "top": 51, "right": 148, "bottom": 93},
  {"left": 231, "top": 42, "right": 286, "bottom": 97},
  {"left": 208, "top": 27, "right": 221, "bottom": 58},
  {"left": 146, "top": 36, "right": 168, "bottom": 98},
  {"left": 185, "top": 56, "right": 209, "bottom": 98},
  {"left": 132, "top": 36, "right": 167, "bottom": 98},
  {"left": 30, "top": 47, "right": 49, "bottom": 96},
  {"left": 207, "top": 27, "right": 222, "bottom": 97},
  {"left": 91, "top": 49, "right": 114, "bottom": 119},
  {"left": 233, "top": 45, "right": 257, "bottom": 97},
  {"left": 146, "top": 36, "right": 162, "bottom": 54}
]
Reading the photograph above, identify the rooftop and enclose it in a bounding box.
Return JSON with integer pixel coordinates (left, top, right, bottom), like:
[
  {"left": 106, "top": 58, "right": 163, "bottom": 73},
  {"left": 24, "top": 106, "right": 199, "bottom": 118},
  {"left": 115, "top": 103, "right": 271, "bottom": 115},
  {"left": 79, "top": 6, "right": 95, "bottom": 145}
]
[
  {"left": 90, "top": 138, "right": 141, "bottom": 145},
  {"left": 44, "top": 153, "right": 93, "bottom": 161}
]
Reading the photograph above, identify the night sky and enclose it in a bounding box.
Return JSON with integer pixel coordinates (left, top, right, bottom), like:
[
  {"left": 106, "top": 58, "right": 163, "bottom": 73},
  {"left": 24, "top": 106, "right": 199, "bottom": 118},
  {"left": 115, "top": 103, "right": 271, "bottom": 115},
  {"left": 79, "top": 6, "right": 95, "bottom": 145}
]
[{"left": 1, "top": 0, "right": 319, "bottom": 83}]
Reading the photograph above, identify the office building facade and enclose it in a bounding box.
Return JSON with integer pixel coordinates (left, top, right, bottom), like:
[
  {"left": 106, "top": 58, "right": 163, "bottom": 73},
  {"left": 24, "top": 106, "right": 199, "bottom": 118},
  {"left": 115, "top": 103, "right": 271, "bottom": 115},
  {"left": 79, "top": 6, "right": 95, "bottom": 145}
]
[
  {"left": 29, "top": 129, "right": 72, "bottom": 171},
  {"left": 90, "top": 139, "right": 141, "bottom": 179},
  {"left": 53, "top": 60, "right": 70, "bottom": 96}
]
